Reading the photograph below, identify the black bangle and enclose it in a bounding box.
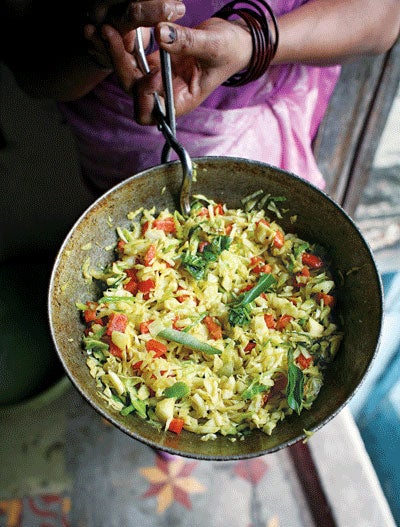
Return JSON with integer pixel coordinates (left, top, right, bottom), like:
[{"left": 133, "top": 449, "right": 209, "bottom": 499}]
[{"left": 213, "top": 0, "right": 279, "bottom": 87}]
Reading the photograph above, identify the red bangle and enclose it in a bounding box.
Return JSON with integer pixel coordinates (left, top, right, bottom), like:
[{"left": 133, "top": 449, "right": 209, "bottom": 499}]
[{"left": 213, "top": 0, "right": 279, "bottom": 86}]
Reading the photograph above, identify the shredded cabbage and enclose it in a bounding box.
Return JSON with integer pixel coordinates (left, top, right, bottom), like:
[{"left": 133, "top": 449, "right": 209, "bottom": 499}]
[{"left": 78, "top": 195, "right": 343, "bottom": 439}]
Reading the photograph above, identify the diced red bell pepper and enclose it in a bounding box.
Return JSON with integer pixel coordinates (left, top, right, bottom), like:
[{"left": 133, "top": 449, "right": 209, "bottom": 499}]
[
  {"left": 204, "top": 315, "right": 222, "bottom": 340},
  {"left": 244, "top": 341, "right": 256, "bottom": 352},
  {"left": 317, "top": 292, "right": 335, "bottom": 306},
  {"left": 197, "top": 207, "right": 210, "bottom": 217},
  {"left": 297, "top": 354, "right": 313, "bottom": 369},
  {"left": 198, "top": 241, "right": 210, "bottom": 253},
  {"left": 84, "top": 317, "right": 105, "bottom": 335},
  {"left": 176, "top": 286, "right": 189, "bottom": 303},
  {"left": 153, "top": 217, "right": 176, "bottom": 233},
  {"left": 253, "top": 263, "right": 272, "bottom": 275},
  {"left": 302, "top": 252, "right": 324, "bottom": 268},
  {"left": 124, "top": 278, "right": 138, "bottom": 294},
  {"left": 126, "top": 268, "right": 138, "bottom": 278},
  {"left": 139, "top": 279, "right": 155, "bottom": 292},
  {"left": 116, "top": 240, "right": 126, "bottom": 254},
  {"left": 273, "top": 230, "right": 285, "bottom": 248},
  {"left": 213, "top": 203, "right": 224, "bottom": 215},
  {"left": 256, "top": 219, "right": 270, "bottom": 228},
  {"left": 250, "top": 256, "right": 263, "bottom": 265},
  {"left": 144, "top": 244, "right": 156, "bottom": 266},
  {"left": 294, "top": 266, "right": 310, "bottom": 287},
  {"left": 172, "top": 316, "right": 182, "bottom": 331},
  {"left": 146, "top": 339, "right": 167, "bottom": 358},
  {"left": 300, "top": 266, "right": 310, "bottom": 277},
  {"left": 225, "top": 223, "right": 233, "bottom": 235},
  {"left": 123, "top": 268, "right": 139, "bottom": 293},
  {"left": 109, "top": 340, "right": 123, "bottom": 358},
  {"left": 276, "top": 314, "right": 293, "bottom": 331},
  {"left": 140, "top": 320, "right": 154, "bottom": 334},
  {"left": 132, "top": 360, "right": 143, "bottom": 371},
  {"left": 141, "top": 221, "right": 150, "bottom": 235},
  {"left": 84, "top": 301, "right": 98, "bottom": 323},
  {"left": 106, "top": 313, "right": 128, "bottom": 336},
  {"left": 138, "top": 278, "right": 155, "bottom": 294},
  {"left": 168, "top": 417, "right": 185, "bottom": 434},
  {"left": 264, "top": 314, "right": 276, "bottom": 329}
]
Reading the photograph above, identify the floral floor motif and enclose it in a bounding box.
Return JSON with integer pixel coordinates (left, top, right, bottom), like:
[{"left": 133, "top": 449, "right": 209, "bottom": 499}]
[{"left": 0, "top": 432, "right": 310, "bottom": 527}]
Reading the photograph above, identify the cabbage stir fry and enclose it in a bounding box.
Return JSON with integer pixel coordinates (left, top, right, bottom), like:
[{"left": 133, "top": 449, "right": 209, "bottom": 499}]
[{"left": 78, "top": 194, "right": 343, "bottom": 440}]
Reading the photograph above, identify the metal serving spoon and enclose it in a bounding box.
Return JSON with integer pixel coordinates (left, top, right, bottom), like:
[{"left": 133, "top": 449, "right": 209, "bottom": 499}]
[{"left": 135, "top": 27, "right": 193, "bottom": 215}]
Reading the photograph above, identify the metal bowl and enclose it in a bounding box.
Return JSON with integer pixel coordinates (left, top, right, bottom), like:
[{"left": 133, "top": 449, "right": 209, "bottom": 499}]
[{"left": 48, "top": 157, "right": 382, "bottom": 460}]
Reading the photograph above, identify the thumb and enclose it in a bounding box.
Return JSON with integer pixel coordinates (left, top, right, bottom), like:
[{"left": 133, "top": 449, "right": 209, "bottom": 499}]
[{"left": 156, "top": 23, "right": 215, "bottom": 61}]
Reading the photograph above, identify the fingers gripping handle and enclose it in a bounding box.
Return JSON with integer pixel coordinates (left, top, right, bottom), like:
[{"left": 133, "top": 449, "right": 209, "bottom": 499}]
[{"left": 134, "top": 28, "right": 193, "bottom": 215}]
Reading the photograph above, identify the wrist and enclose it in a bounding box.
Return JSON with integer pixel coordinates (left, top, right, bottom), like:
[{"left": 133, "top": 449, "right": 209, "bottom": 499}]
[
  {"left": 213, "top": 0, "right": 279, "bottom": 87},
  {"left": 228, "top": 19, "right": 253, "bottom": 71}
]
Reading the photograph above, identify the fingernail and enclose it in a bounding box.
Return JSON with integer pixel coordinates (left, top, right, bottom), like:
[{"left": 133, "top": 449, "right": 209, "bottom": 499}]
[
  {"left": 175, "top": 2, "right": 186, "bottom": 15},
  {"left": 160, "top": 24, "right": 177, "bottom": 44},
  {"left": 165, "top": 2, "right": 185, "bottom": 20}
]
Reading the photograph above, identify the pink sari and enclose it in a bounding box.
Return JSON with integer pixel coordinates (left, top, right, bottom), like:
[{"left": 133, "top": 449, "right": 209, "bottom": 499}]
[{"left": 58, "top": 0, "right": 340, "bottom": 192}]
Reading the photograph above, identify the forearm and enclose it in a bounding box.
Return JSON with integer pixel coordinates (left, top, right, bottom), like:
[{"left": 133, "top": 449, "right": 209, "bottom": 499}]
[{"left": 273, "top": 0, "right": 400, "bottom": 66}]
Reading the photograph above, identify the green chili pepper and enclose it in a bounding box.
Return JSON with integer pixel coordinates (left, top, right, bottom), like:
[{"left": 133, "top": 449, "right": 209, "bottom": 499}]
[{"left": 158, "top": 328, "right": 221, "bottom": 355}]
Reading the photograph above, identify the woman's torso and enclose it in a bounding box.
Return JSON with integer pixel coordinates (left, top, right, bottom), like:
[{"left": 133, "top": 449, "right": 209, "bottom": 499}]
[{"left": 58, "top": 0, "right": 340, "bottom": 192}]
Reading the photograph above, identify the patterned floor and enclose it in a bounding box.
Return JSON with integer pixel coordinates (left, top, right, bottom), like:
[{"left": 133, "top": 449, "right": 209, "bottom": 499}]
[{"left": 0, "top": 387, "right": 314, "bottom": 527}]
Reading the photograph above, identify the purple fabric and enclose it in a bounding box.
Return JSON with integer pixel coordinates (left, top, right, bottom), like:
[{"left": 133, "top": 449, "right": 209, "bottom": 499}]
[{"left": 58, "top": 0, "right": 340, "bottom": 192}]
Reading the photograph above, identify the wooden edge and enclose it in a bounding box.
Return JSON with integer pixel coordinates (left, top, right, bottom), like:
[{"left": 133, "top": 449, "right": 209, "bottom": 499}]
[
  {"left": 289, "top": 441, "right": 337, "bottom": 527},
  {"left": 309, "top": 409, "right": 397, "bottom": 527},
  {"left": 342, "top": 39, "right": 400, "bottom": 215}
]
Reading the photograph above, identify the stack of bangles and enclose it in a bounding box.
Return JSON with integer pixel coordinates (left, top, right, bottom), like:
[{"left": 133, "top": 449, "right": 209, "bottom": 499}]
[{"left": 213, "top": 0, "right": 279, "bottom": 86}]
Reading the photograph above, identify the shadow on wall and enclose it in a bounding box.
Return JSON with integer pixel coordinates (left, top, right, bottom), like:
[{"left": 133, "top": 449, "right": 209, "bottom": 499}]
[
  {"left": 0, "top": 63, "right": 95, "bottom": 405},
  {"left": 0, "top": 63, "right": 94, "bottom": 263}
]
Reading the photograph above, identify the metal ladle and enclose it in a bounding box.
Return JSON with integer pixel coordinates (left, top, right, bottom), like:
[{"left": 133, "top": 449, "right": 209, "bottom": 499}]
[{"left": 135, "top": 27, "right": 193, "bottom": 215}]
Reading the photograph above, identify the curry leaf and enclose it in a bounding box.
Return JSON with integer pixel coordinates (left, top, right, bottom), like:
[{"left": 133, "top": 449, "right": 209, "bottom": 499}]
[
  {"left": 286, "top": 348, "right": 304, "bottom": 415},
  {"left": 181, "top": 235, "right": 231, "bottom": 279},
  {"left": 163, "top": 382, "right": 190, "bottom": 399},
  {"left": 228, "top": 273, "right": 277, "bottom": 326},
  {"left": 228, "top": 304, "right": 252, "bottom": 326},
  {"left": 181, "top": 252, "right": 207, "bottom": 279},
  {"left": 241, "top": 381, "right": 268, "bottom": 400}
]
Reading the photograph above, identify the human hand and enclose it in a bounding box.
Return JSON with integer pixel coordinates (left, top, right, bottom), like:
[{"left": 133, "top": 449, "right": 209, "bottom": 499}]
[
  {"left": 86, "top": 0, "right": 186, "bottom": 30},
  {"left": 84, "top": 0, "right": 186, "bottom": 71},
  {"left": 102, "top": 17, "right": 252, "bottom": 123}
]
